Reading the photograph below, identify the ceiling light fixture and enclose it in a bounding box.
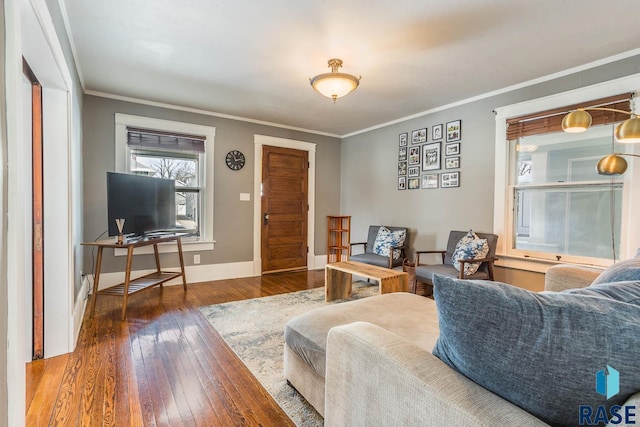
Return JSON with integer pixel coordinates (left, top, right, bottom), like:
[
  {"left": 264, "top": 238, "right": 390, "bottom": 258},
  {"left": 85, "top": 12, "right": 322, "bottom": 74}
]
[{"left": 310, "top": 58, "right": 360, "bottom": 103}]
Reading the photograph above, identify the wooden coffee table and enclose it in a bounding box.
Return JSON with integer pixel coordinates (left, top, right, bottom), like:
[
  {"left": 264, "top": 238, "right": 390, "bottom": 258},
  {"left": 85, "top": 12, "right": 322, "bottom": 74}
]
[{"left": 325, "top": 261, "right": 408, "bottom": 302}]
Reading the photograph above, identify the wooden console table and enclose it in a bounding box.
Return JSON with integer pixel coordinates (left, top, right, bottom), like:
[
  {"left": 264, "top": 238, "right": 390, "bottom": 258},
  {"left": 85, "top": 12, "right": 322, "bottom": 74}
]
[
  {"left": 325, "top": 261, "right": 407, "bottom": 302},
  {"left": 82, "top": 233, "right": 188, "bottom": 320}
]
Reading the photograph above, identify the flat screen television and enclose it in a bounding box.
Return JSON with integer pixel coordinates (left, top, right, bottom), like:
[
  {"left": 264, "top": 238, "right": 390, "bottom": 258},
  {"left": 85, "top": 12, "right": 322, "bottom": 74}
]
[{"left": 107, "top": 172, "right": 176, "bottom": 237}]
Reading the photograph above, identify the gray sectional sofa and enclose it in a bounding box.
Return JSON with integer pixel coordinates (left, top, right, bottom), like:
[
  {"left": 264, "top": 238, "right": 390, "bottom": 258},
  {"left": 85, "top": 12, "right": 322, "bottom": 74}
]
[{"left": 284, "top": 262, "right": 640, "bottom": 426}]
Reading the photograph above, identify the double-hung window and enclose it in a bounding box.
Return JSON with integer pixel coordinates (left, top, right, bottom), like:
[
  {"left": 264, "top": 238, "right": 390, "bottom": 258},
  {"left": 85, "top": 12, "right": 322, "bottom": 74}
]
[
  {"left": 127, "top": 127, "right": 204, "bottom": 236},
  {"left": 510, "top": 127, "right": 622, "bottom": 261},
  {"left": 115, "top": 114, "right": 215, "bottom": 247},
  {"left": 494, "top": 87, "right": 640, "bottom": 269}
]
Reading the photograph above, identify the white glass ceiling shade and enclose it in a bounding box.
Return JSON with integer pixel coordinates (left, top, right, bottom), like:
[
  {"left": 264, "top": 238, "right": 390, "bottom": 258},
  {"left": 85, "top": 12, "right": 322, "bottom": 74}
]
[{"left": 310, "top": 59, "right": 360, "bottom": 103}]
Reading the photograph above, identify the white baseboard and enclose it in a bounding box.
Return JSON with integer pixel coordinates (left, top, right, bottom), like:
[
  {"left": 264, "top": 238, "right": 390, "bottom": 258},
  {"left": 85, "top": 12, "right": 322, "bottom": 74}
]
[
  {"left": 72, "top": 275, "right": 90, "bottom": 349},
  {"left": 89, "top": 258, "right": 329, "bottom": 292},
  {"left": 314, "top": 254, "right": 327, "bottom": 270},
  {"left": 88, "top": 261, "right": 255, "bottom": 291}
]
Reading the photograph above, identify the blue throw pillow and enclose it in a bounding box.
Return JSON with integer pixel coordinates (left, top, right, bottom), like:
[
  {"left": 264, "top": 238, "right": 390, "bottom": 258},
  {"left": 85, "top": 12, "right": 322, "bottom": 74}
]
[
  {"left": 592, "top": 256, "right": 640, "bottom": 285},
  {"left": 373, "top": 226, "right": 406, "bottom": 261},
  {"left": 450, "top": 230, "right": 489, "bottom": 276},
  {"left": 432, "top": 275, "right": 640, "bottom": 427},
  {"left": 562, "top": 281, "right": 640, "bottom": 306}
]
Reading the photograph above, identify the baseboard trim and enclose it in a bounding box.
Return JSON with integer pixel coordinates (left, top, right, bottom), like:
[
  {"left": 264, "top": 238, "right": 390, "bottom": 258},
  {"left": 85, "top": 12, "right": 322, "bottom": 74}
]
[
  {"left": 72, "top": 275, "right": 90, "bottom": 349},
  {"left": 89, "top": 258, "right": 329, "bottom": 292}
]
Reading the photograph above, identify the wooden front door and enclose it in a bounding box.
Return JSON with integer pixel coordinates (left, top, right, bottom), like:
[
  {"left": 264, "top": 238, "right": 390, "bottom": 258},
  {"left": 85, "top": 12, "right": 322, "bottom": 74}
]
[{"left": 261, "top": 146, "right": 309, "bottom": 273}]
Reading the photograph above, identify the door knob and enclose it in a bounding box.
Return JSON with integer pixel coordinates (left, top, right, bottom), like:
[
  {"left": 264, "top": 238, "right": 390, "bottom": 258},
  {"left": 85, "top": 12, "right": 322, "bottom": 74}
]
[{"left": 263, "top": 213, "right": 269, "bottom": 225}]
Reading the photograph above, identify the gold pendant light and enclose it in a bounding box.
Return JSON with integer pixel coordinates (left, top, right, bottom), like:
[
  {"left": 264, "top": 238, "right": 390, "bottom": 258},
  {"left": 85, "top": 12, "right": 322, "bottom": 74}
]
[
  {"left": 562, "top": 107, "right": 640, "bottom": 143},
  {"left": 614, "top": 116, "right": 640, "bottom": 143},
  {"left": 562, "top": 102, "right": 640, "bottom": 175},
  {"left": 561, "top": 110, "right": 592, "bottom": 133}
]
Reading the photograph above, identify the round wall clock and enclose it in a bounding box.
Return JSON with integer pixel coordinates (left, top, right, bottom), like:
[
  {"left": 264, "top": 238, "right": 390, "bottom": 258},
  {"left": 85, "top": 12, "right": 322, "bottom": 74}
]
[{"left": 225, "top": 150, "right": 246, "bottom": 170}]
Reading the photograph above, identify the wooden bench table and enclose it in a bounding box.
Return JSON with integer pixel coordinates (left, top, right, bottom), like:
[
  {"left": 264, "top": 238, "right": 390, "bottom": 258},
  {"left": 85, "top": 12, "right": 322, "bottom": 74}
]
[{"left": 325, "top": 261, "right": 408, "bottom": 302}]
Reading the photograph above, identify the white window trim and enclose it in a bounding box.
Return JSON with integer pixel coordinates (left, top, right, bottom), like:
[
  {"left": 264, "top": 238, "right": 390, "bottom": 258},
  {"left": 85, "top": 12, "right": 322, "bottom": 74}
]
[
  {"left": 493, "top": 74, "right": 640, "bottom": 272},
  {"left": 114, "top": 113, "right": 215, "bottom": 254}
]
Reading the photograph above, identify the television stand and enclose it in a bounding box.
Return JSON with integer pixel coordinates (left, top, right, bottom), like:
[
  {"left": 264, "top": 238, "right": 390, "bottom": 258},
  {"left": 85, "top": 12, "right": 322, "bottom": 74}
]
[{"left": 82, "top": 232, "right": 188, "bottom": 320}]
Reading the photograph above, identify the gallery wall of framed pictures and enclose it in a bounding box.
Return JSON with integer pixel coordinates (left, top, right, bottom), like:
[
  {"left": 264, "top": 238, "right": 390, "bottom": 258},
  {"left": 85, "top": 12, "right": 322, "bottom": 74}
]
[{"left": 397, "top": 119, "right": 462, "bottom": 190}]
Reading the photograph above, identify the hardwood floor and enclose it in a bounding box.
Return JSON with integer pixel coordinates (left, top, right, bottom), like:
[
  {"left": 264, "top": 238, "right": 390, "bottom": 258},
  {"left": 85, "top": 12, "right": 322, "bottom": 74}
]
[{"left": 26, "top": 269, "right": 325, "bottom": 426}]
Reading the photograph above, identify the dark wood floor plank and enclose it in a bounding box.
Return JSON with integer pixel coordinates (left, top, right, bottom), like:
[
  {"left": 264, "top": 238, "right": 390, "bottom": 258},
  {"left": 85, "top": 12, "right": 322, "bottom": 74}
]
[
  {"left": 138, "top": 316, "right": 182, "bottom": 426},
  {"left": 194, "top": 311, "right": 294, "bottom": 426},
  {"left": 161, "top": 317, "right": 218, "bottom": 427},
  {"left": 115, "top": 318, "right": 145, "bottom": 427},
  {"left": 172, "top": 319, "right": 240, "bottom": 426},
  {"left": 101, "top": 316, "right": 117, "bottom": 427},
  {"left": 130, "top": 321, "right": 168, "bottom": 427},
  {"left": 50, "top": 311, "right": 94, "bottom": 426},
  {"left": 152, "top": 317, "right": 198, "bottom": 425},
  {"left": 183, "top": 308, "right": 282, "bottom": 426},
  {"left": 26, "top": 269, "right": 325, "bottom": 426}
]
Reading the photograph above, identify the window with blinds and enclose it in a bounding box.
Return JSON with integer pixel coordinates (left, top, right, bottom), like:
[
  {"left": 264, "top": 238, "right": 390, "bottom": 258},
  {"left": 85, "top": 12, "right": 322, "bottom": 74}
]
[
  {"left": 506, "top": 93, "right": 632, "bottom": 140},
  {"left": 126, "top": 127, "right": 206, "bottom": 237},
  {"left": 504, "top": 94, "right": 632, "bottom": 262}
]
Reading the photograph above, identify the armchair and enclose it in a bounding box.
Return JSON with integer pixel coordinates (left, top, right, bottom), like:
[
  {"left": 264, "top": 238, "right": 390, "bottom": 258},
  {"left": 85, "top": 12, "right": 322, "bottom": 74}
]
[
  {"left": 349, "top": 225, "right": 408, "bottom": 269},
  {"left": 415, "top": 230, "right": 498, "bottom": 286}
]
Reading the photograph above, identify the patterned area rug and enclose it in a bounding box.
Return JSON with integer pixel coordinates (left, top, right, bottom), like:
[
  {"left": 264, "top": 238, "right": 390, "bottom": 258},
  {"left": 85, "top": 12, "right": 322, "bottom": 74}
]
[{"left": 199, "top": 281, "right": 378, "bottom": 427}]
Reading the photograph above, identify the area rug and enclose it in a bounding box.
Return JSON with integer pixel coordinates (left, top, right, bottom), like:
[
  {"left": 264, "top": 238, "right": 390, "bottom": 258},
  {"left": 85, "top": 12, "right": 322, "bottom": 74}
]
[{"left": 199, "top": 281, "right": 378, "bottom": 427}]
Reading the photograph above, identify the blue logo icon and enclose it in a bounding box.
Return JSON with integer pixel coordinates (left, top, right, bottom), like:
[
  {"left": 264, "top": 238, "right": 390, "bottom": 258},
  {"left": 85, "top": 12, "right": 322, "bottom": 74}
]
[{"left": 596, "top": 365, "right": 619, "bottom": 400}]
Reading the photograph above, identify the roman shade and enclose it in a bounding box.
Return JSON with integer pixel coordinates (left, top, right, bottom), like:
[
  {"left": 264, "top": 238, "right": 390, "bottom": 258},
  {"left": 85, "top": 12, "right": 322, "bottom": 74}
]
[{"left": 127, "top": 127, "right": 205, "bottom": 153}]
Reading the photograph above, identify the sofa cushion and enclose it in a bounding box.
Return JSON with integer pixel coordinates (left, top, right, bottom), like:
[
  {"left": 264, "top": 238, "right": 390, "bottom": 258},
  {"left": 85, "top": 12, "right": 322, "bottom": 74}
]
[
  {"left": 415, "top": 263, "right": 490, "bottom": 284},
  {"left": 591, "top": 255, "right": 640, "bottom": 285},
  {"left": 284, "top": 292, "right": 439, "bottom": 378},
  {"left": 431, "top": 275, "right": 640, "bottom": 427},
  {"left": 450, "top": 230, "right": 489, "bottom": 276},
  {"left": 562, "top": 280, "right": 640, "bottom": 306},
  {"left": 349, "top": 253, "right": 397, "bottom": 268},
  {"left": 372, "top": 226, "right": 406, "bottom": 261}
]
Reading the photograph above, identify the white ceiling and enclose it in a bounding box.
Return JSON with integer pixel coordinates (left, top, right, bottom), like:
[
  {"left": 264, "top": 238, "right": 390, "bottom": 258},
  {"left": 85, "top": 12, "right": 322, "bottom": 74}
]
[{"left": 62, "top": 0, "right": 640, "bottom": 136}]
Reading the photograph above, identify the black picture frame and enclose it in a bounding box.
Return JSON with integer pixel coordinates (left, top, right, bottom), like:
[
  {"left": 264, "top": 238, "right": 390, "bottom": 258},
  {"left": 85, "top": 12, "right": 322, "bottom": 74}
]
[
  {"left": 408, "top": 146, "right": 421, "bottom": 165},
  {"left": 441, "top": 171, "right": 460, "bottom": 188},
  {"left": 432, "top": 124, "right": 443, "bottom": 141},
  {"left": 398, "top": 161, "right": 407, "bottom": 176},
  {"left": 445, "top": 143, "right": 460, "bottom": 156},
  {"left": 408, "top": 166, "right": 420, "bottom": 177},
  {"left": 445, "top": 156, "right": 460, "bottom": 169},
  {"left": 399, "top": 132, "right": 408, "bottom": 147},
  {"left": 411, "top": 128, "right": 427, "bottom": 144},
  {"left": 421, "top": 142, "right": 441, "bottom": 171},
  {"left": 408, "top": 177, "right": 420, "bottom": 189},
  {"left": 398, "top": 176, "right": 406, "bottom": 190},
  {"left": 398, "top": 146, "right": 407, "bottom": 161},
  {"left": 446, "top": 120, "right": 461, "bottom": 142},
  {"left": 421, "top": 173, "right": 439, "bottom": 189}
]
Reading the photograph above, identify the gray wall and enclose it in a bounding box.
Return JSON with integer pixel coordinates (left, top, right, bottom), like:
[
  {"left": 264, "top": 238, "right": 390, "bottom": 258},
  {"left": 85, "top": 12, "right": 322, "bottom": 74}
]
[
  {"left": 341, "top": 54, "right": 640, "bottom": 290},
  {"left": 82, "top": 95, "right": 341, "bottom": 274}
]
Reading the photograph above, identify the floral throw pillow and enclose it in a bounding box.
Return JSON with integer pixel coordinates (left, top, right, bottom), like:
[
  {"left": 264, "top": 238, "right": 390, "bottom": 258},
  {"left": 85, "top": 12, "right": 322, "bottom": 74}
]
[
  {"left": 451, "top": 230, "right": 489, "bottom": 276},
  {"left": 373, "top": 226, "right": 406, "bottom": 261}
]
